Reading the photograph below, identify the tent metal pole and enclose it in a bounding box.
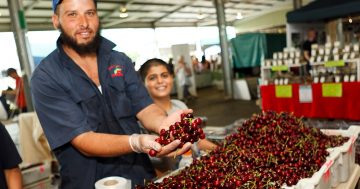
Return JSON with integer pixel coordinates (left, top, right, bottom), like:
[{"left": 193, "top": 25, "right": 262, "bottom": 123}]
[
  {"left": 293, "top": 0, "right": 302, "bottom": 9},
  {"left": 7, "top": 0, "right": 35, "bottom": 112},
  {"left": 214, "top": 0, "right": 233, "bottom": 99}
]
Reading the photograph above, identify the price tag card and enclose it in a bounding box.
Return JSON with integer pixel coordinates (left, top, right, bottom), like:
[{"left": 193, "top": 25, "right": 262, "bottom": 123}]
[
  {"left": 322, "top": 83, "right": 343, "bottom": 97},
  {"left": 299, "top": 85, "right": 313, "bottom": 103},
  {"left": 325, "top": 60, "right": 345, "bottom": 67},
  {"left": 275, "top": 85, "right": 292, "bottom": 98},
  {"left": 271, "top": 65, "right": 288, "bottom": 71}
]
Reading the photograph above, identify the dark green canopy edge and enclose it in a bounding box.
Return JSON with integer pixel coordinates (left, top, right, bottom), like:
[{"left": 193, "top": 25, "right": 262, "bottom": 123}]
[{"left": 287, "top": 0, "right": 360, "bottom": 23}]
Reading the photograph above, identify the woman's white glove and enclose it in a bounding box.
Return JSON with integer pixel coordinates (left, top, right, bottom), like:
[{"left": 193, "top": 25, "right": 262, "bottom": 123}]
[{"left": 129, "top": 134, "right": 192, "bottom": 157}]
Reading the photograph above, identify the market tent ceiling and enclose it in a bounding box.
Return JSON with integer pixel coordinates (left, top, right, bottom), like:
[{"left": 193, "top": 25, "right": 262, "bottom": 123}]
[
  {"left": 287, "top": 0, "right": 360, "bottom": 23},
  {"left": 0, "top": 0, "right": 291, "bottom": 32}
]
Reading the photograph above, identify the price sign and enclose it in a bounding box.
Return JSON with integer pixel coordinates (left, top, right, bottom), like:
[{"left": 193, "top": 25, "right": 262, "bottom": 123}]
[
  {"left": 324, "top": 60, "right": 345, "bottom": 67},
  {"left": 271, "top": 65, "right": 288, "bottom": 71},
  {"left": 322, "top": 83, "right": 343, "bottom": 97},
  {"left": 275, "top": 85, "right": 292, "bottom": 98},
  {"left": 299, "top": 85, "right": 313, "bottom": 103}
]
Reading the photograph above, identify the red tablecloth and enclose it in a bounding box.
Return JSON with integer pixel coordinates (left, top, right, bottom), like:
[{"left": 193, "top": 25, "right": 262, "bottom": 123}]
[{"left": 260, "top": 82, "right": 360, "bottom": 120}]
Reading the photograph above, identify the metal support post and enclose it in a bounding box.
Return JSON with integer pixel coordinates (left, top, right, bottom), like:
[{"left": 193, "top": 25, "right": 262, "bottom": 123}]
[
  {"left": 293, "top": 0, "right": 302, "bottom": 9},
  {"left": 214, "top": 0, "right": 233, "bottom": 99},
  {"left": 7, "top": 0, "right": 35, "bottom": 111}
]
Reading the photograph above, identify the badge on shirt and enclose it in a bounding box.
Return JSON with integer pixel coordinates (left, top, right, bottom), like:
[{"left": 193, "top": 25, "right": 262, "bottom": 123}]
[{"left": 108, "top": 65, "right": 124, "bottom": 78}]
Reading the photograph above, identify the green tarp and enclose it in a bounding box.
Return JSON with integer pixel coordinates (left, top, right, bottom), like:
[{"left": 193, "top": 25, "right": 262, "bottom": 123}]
[
  {"left": 231, "top": 33, "right": 286, "bottom": 69},
  {"left": 231, "top": 33, "right": 267, "bottom": 69}
]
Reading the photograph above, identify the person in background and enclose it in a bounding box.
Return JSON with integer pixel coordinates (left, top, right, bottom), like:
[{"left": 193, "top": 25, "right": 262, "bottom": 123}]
[
  {"left": 30, "top": 0, "right": 191, "bottom": 188},
  {"left": 191, "top": 55, "right": 202, "bottom": 73},
  {"left": 201, "top": 55, "right": 210, "bottom": 70},
  {"left": 167, "top": 58, "right": 174, "bottom": 75},
  {"left": 175, "top": 55, "right": 193, "bottom": 101},
  {"left": 0, "top": 122, "right": 23, "bottom": 189},
  {"left": 1, "top": 68, "right": 27, "bottom": 113},
  {"left": 139, "top": 58, "right": 217, "bottom": 176},
  {"left": 302, "top": 29, "right": 317, "bottom": 73},
  {"left": 215, "top": 53, "right": 222, "bottom": 70}
]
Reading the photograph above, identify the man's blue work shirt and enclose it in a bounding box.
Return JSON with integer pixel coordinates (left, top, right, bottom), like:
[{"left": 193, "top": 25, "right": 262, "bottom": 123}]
[{"left": 31, "top": 37, "right": 155, "bottom": 189}]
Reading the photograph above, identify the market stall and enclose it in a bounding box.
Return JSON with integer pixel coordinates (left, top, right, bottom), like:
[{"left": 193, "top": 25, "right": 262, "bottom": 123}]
[{"left": 260, "top": 23, "right": 360, "bottom": 121}]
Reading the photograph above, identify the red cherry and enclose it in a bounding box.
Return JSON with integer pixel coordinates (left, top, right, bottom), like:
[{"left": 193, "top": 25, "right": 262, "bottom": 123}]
[
  {"left": 193, "top": 118, "right": 202, "bottom": 125},
  {"left": 199, "top": 133, "right": 205, "bottom": 139},
  {"left": 186, "top": 113, "right": 194, "bottom": 119},
  {"left": 190, "top": 122, "right": 198, "bottom": 130},
  {"left": 148, "top": 149, "right": 157, "bottom": 157},
  {"left": 180, "top": 113, "right": 186, "bottom": 120},
  {"left": 160, "top": 129, "right": 166, "bottom": 135}
]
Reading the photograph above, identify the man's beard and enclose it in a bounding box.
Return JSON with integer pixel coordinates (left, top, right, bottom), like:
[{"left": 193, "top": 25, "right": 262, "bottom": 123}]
[{"left": 59, "top": 25, "right": 101, "bottom": 56}]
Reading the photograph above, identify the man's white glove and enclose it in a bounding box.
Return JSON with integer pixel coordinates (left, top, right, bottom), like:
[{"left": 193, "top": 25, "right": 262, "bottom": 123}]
[{"left": 128, "top": 134, "right": 161, "bottom": 153}]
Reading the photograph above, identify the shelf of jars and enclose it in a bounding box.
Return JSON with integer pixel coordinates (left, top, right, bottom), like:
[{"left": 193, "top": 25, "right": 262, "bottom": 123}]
[
  {"left": 308, "top": 42, "right": 360, "bottom": 84},
  {"left": 260, "top": 42, "right": 360, "bottom": 86},
  {"left": 259, "top": 43, "right": 360, "bottom": 121},
  {"left": 260, "top": 48, "right": 305, "bottom": 86}
]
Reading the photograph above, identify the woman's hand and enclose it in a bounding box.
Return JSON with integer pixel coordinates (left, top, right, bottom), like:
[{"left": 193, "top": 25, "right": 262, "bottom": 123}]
[
  {"left": 156, "top": 140, "right": 192, "bottom": 158},
  {"left": 158, "top": 109, "right": 193, "bottom": 133},
  {"left": 128, "top": 134, "right": 192, "bottom": 157}
]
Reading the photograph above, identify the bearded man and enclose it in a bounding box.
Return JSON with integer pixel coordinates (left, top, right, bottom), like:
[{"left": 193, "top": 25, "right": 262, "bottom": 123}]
[{"left": 30, "top": 0, "right": 192, "bottom": 188}]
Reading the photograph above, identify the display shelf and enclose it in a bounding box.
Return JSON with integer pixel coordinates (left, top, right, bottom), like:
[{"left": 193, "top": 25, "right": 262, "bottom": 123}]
[
  {"left": 335, "top": 164, "right": 360, "bottom": 189},
  {"left": 260, "top": 64, "right": 307, "bottom": 86},
  {"left": 310, "top": 62, "right": 327, "bottom": 66},
  {"left": 261, "top": 58, "right": 360, "bottom": 85},
  {"left": 262, "top": 64, "right": 303, "bottom": 70},
  {"left": 310, "top": 59, "right": 359, "bottom": 66}
]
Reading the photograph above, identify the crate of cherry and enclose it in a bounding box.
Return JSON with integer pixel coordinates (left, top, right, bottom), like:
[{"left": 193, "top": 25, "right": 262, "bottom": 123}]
[{"left": 137, "top": 111, "right": 357, "bottom": 189}]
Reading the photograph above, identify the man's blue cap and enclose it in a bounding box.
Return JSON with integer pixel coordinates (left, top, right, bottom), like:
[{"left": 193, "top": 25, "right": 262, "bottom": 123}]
[{"left": 52, "top": 0, "right": 61, "bottom": 12}]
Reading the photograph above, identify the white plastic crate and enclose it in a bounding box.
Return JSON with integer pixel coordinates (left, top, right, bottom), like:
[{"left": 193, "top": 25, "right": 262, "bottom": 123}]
[
  {"left": 23, "top": 178, "right": 52, "bottom": 189},
  {"left": 22, "top": 161, "right": 52, "bottom": 186},
  {"left": 332, "top": 138, "right": 356, "bottom": 183},
  {"left": 203, "top": 125, "right": 234, "bottom": 141},
  {"left": 321, "top": 126, "right": 360, "bottom": 183},
  {"left": 329, "top": 150, "right": 341, "bottom": 187},
  {"left": 287, "top": 155, "right": 336, "bottom": 189},
  {"left": 307, "top": 157, "right": 333, "bottom": 189},
  {"left": 203, "top": 126, "right": 228, "bottom": 135}
]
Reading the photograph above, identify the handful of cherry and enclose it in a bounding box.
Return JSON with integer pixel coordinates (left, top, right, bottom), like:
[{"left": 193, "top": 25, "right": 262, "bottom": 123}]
[{"left": 148, "top": 113, "right": 205, "bottom": 157}]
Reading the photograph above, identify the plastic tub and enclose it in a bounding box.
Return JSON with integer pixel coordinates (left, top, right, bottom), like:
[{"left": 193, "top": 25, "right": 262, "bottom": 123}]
[{"left": 321, "top": 126, "right": 360, "bottom": 183}]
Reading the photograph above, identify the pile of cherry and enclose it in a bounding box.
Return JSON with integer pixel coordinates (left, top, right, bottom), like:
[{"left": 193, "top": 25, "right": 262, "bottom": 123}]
[
  {"left": 138, "top": 111, "right": 349, "bottom": 189},
  {"left": 148, "top": 113, "right": 205, "bottom": 157}
]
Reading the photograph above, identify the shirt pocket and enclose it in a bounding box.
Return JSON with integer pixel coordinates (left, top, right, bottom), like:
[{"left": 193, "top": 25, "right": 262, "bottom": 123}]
[
  {"left": 109, "top": 78, "right": 134, "bottom": 119},
  {"left": 69, "top": 83, "right": 102, "bottom": 131}
]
